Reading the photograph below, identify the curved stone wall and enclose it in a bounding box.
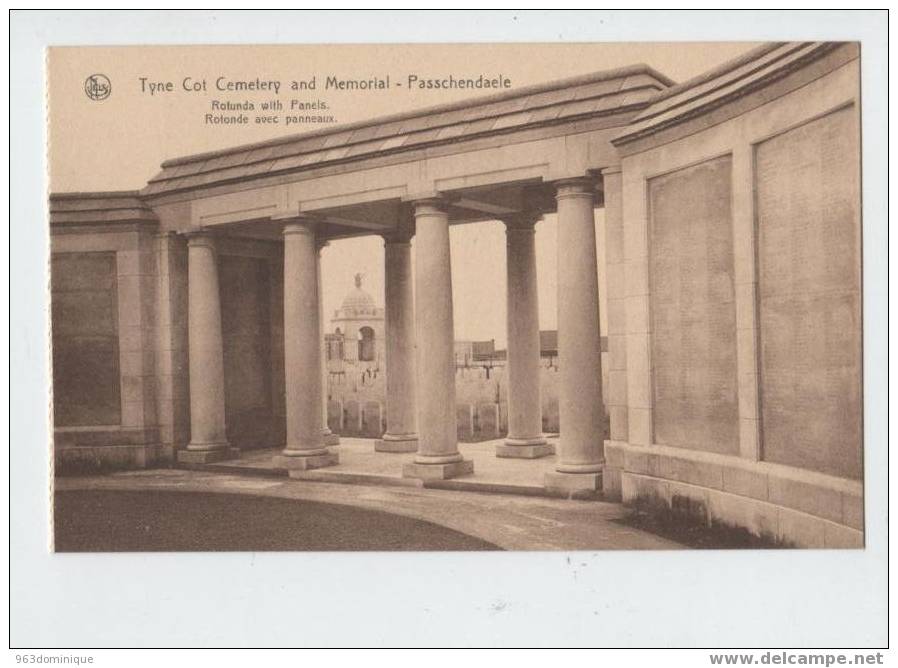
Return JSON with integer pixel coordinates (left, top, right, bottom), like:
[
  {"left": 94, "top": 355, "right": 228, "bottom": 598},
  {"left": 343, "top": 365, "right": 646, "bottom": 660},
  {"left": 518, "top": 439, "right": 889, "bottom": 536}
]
[{"left": 608, "top": 43, "right": 863, "bottom": 547}]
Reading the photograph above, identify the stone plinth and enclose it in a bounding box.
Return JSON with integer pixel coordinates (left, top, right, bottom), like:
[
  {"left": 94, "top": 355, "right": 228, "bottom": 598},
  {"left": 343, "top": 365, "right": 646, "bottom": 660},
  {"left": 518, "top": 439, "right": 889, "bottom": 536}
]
[
  {"left": 497, "top": 439, "right": 555, "bottom": 459},
  {"left": 545, "top": 470, "right": 603, "bottom": 499},
  {"left": 374, "top": 435, "right": 419, "bottom": 453},
  {"left": 177, "top": 447, "right": 239, "bottom": 464},
  {"left": 275, "top": 451, "right": 340, "bottom": 472},
  {"left": 402, "top": 459, "right": 474, "bottom": 480}
]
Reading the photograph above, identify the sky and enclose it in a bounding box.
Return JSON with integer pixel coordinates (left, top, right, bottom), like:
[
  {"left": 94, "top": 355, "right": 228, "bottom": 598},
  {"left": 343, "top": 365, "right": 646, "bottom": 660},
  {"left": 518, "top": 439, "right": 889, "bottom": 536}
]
[{"left": 48, "top": 42, "right": 760, "bottom": 347}]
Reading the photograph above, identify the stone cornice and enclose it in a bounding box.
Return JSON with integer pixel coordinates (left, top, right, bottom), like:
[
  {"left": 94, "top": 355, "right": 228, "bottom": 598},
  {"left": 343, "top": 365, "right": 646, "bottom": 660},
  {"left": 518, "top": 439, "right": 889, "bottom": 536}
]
[
  {"left": 49, "top": 191, "right": 158, "bottom": 228},
  {"left": 613, "top": 42, "right": 855, "bottom": 150}
]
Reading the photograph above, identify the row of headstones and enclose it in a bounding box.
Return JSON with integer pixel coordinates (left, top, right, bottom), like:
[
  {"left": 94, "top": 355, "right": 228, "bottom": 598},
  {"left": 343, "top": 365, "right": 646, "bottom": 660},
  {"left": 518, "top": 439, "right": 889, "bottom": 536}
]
[
  {"left": 327, "top": 399, "right": 384, "bottom": 438},
  {"left": 327, "top": 399, "right": 562, "bottom": 441},
  {"left": 326, "top": 399, "right": 562, "bottom": 440},
  {"left": 456, "top": 403, "right": 503, "bottom": 441}
]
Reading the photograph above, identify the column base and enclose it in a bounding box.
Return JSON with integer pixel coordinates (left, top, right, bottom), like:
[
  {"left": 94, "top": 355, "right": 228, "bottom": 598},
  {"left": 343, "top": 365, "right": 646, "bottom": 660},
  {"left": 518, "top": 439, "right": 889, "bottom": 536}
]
[
  {"left": 544, "top": 470, "right": 603, "bottom": 499},
  {"left": 402, "top": 459, "right": 474, "bottom": 480},
  {"left": 178, "top": 447, "right": 238, "bottom": 464},
  {"left": 375, "top": 436, "right": 419, "bottom": 453},
  {"left": 273, "top": 451, "right": 339, "bottom": 471},
  {"left": 323, "top": 432, "right": 340, "bottom": 446},
  {"left": 496, "top": 438, "right": 554, "bottom": 459}
]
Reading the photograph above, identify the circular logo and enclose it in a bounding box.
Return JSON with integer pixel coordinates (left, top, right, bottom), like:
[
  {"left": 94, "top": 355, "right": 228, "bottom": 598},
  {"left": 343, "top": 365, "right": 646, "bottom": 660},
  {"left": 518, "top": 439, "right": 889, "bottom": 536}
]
[{"left": 84, "top": 74, "right": 111, "bottom": 101}]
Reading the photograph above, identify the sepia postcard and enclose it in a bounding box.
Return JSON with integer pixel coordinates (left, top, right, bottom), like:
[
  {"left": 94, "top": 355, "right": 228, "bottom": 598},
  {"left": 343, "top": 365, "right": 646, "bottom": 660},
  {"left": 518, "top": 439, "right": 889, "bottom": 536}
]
[
  {"left": 11, "top": 9, "right": 888, "bottom": 651},
  {"left": 47, "top": 39, "right": 866, "bottom": 553}
]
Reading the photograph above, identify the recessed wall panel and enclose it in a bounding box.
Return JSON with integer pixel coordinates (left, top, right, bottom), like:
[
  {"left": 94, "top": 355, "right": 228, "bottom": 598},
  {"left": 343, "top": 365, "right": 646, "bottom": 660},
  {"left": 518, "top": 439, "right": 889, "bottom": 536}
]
[
  {"left": 756, "top": 106, "right": 861, "bottom": 479},
  {"left": 51, "top": 252, "right": 121, "bottom": 427},
  {"left": 649, "top": 156, "right": 739, "bottom": 454},
  {"left": 219, "top": 254, "right": 274, "bottom": 448}
]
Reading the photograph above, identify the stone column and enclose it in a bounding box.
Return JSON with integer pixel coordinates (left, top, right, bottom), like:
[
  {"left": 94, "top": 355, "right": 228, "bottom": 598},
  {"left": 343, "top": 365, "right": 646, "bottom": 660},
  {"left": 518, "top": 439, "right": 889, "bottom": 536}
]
[
  {"left": 496, "top": 214, "right": 553, "bottom": 459},
  {"left": 274, "top": 219, "right": 338, "bottom": 471},
  {"left": 545, "top": 178, "right": 605, "bottom": 497},
  {"left": 602, "top": 166, "right": 627, "bottom": 499},
  {"left": 179, "top": 231, "right": 232, "bottom": 463},
  {"left": 602, "top": 167, "right": 628, "bottom": 443},
  {"left": 376, "top": 223, "right": 419, "bottom": 453},
  {"left": 317, "top": 240, "right": 339, "bottom": 446},
  {"left": 402, "top": 196, "right": 473, "bottom": 479}
]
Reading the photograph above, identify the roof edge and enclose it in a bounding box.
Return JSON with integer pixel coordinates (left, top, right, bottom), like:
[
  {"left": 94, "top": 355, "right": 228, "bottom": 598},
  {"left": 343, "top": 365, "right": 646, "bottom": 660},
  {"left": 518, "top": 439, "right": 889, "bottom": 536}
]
[
  {"left": 639, "top": 42, "right": 785, "bottom": 106},
  {"left": 160, "top": 63, "right": 675, "bottom": 169},
  {"left": 50, "top": 190, "right": 145, "bottom": 200},
  {"left": 612, "top": 41, "right": 850, "bottom": 147}
]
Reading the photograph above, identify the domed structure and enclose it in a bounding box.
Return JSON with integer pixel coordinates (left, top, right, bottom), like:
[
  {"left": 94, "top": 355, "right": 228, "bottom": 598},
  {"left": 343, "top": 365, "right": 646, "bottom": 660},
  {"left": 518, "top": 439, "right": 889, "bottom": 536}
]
[
  {"left": 339, "top": 273, "right": 378, "bottom": 315},
  {"left": 328, "top": 273, "right": 385, "bottom": 365}
]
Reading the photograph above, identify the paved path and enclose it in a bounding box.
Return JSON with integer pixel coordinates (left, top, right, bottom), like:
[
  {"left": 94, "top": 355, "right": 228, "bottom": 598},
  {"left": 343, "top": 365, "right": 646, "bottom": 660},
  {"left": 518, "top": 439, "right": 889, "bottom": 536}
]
[
  {"left": 56, "top": 469, "right": 684, "bottom": 551},
  {"left": 201, "top": 437, "right": 557, "bottom": 489}
]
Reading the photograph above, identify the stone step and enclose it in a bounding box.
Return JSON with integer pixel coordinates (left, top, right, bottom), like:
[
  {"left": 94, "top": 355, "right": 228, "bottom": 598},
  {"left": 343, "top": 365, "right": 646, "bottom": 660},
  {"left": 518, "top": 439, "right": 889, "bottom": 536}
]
[
  {"left": 423, "top": 478, "right": 553, "bottom": 498},
  {"left": 174, "top": 448, "right": 593, "bottom": 501},
  {"left": 286, "top": 470, "right": 423, "bottom": 488},
  {"left": 176, "top": 460, "right": 287, "bottom": 478}
]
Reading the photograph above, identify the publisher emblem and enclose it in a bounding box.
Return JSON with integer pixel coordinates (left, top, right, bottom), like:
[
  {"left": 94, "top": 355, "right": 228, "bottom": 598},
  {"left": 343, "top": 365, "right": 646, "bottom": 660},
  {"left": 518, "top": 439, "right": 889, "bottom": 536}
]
[{"left": 84, "top": 74, "right": 111, "bottom": 101}]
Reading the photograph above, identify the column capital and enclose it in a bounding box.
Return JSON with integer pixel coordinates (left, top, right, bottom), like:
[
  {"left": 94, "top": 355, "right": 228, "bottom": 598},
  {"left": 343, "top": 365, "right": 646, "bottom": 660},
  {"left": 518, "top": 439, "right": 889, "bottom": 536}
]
[
  {"left": 502, "top": 212, "right": 542, "bottom": 231},
  {"left": 406, "top": 192, "right": 451, "bottom": 216},
  {"left": 185, "top": 229, "right": 218, "bottom": 249},
  {"left": 279, "top": 218, "right": 317, "bottom": 237},
  {"left": 553, "top": 177, "right": 599, "bottom": 202},
  {"left": 273, "top": 212, "right": 319, "bottom": 235}
]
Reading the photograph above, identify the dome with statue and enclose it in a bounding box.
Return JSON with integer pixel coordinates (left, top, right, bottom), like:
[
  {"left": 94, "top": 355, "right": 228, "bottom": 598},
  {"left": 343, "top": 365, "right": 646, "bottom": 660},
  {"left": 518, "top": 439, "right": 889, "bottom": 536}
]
[{"left": 339, "top": 273, "right": 378, "bottom": 316}]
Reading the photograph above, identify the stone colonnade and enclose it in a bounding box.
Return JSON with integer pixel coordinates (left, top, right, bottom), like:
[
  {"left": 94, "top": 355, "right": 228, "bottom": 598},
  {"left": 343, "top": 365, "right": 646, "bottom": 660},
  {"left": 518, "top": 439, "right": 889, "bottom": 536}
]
[{"left": 178, "top": 176, "right": 610, "bottom": 493}]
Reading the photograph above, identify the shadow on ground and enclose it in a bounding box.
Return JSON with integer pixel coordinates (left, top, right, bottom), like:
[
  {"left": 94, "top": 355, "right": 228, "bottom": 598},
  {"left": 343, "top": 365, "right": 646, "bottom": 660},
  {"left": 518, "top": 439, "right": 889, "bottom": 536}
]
[{"left": 54, "top": 490, "right": 500, "bottom": 552}]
